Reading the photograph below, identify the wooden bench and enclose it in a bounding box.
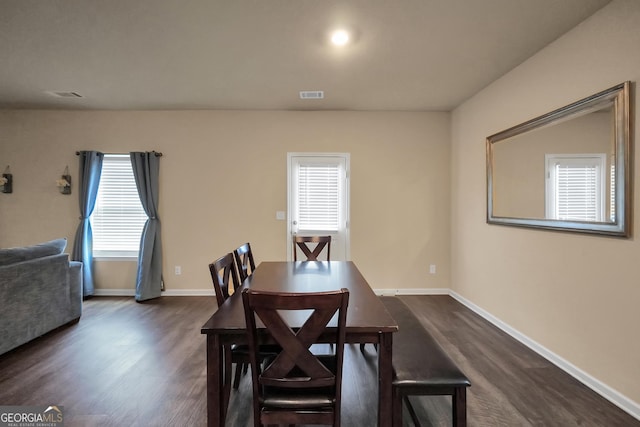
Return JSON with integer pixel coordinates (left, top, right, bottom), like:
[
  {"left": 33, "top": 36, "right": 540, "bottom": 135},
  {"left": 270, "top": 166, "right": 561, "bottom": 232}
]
[{"left": 379, "top": 296, "right": 471, "bottom": 427}]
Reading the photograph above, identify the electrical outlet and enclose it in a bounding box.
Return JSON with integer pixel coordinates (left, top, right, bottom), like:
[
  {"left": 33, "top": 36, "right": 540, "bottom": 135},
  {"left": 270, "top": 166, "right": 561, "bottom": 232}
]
[
  {"left": 429, "top": 264, "right": 436, "bottom": 274},
  {"left": 175, "top": 266, "right": 182, "bottom": 275}
]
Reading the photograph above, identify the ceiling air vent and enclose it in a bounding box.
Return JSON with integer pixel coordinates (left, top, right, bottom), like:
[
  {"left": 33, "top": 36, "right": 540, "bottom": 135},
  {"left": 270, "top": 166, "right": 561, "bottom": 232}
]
[
  {"left": 46, "top": 91, "right": 83, "bottom": 98},
  {"left": 299, "top": 91, "right": 324, "bottom": 100}
]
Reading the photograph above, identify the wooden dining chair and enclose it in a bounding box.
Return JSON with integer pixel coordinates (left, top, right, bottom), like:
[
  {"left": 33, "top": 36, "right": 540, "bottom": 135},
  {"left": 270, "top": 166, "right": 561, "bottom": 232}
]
[
  {"left": 209, "top": 253, "right": 249, "bottom": 394},
  {"left": 209, "top": 252, "right": 264, "bottom": 396},
  {"left": 209, "top": 252, "right": 240, "bottom": 307},
  {"left": 208, "top": 253, "right": 280, "bottom": 394},
  {"left": 293, "top": 235, "right": 332, "bottom": 261},
  {"left": 241, "top": 287, "right": 349, "bottom": 427},
  {"left": 233, "top": 242, "right": 256, "bottom": 282}
]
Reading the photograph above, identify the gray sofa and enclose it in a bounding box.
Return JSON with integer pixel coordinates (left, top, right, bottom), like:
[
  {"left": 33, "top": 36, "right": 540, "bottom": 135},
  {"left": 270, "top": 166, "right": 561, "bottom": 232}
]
[{"left": 0, "top": 238, "right": 82, "bottom": 355}]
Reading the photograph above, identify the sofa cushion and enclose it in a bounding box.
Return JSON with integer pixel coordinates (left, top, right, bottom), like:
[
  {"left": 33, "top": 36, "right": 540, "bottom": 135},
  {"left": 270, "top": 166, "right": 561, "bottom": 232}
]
[{"left": 0, "top": 238, "right": 67, "bottom": 266}]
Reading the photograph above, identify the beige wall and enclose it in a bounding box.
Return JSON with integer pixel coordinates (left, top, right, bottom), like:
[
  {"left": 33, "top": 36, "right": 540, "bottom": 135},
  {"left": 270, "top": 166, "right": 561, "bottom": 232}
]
[
  {"left": 452, "top": 0, "right": 640, "bottom": 407},
  {"left": 0, "top": 110, "right": 451, "bottom": 293}
]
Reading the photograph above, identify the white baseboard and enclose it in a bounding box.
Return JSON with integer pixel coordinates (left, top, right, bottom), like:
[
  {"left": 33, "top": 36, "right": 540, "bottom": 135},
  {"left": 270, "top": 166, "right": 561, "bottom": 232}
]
[
  {"left": 90, "top": 286, "right": 639, "bottom": 420},
  {"left": 374, "top": 288, "right": 449, "bottom": 296},
  {"left": 449, "top": 290, "right": 640, "bottom": 421},
  {"left": 397, "top": 288, "right": 449, "bottom": 295}
]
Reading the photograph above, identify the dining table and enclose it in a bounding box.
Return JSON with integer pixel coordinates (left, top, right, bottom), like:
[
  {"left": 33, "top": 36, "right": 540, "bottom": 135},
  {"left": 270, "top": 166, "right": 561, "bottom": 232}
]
[{"left": 201, "top": 260, "right": 398, "bottom": 427}]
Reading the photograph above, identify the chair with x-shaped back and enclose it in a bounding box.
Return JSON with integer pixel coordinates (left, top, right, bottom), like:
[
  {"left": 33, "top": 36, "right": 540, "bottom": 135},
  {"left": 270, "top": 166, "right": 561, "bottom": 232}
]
[
  {"left": 234, "top": 242, "right": 256, "bottom": 282},
  {"left": 242, "top": 287, "right": 349, "bottom": 427},
  {"left": 293, "top": 235, "right": 332, "bottom": 261},
  {"left": 209, "top": 252, "right": 239, "bottom": 307},
  {"left": 209, "top": 253, "right": 252, "bottom": 395}
]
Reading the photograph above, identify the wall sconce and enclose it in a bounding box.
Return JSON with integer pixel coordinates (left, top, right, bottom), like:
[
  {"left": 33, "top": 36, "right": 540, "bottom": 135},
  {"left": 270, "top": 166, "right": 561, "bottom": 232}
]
[
  {"left": 1, "top": 166, "right": 12, "bottom": 194},
  {"left": 56, "top": 166, "right": 71, "bottom": 195}
]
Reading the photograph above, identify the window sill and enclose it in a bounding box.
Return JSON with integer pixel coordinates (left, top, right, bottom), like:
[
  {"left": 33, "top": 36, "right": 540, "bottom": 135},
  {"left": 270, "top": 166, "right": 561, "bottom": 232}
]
[{"left": 93, "top": 255, "right": 138, "bottom": 262}]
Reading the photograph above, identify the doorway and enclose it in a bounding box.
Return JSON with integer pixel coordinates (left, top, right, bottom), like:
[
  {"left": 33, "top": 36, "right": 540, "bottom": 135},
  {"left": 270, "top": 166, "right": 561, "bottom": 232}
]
[{"left": 287, "top": 153, "right": 350, "bottom": 261}]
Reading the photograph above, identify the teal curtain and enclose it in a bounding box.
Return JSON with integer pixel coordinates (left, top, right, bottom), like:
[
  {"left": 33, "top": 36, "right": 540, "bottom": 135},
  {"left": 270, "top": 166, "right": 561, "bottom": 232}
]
[
  {"left": 71, "top": 151, "right": 103, "bottom": 297},
  {"left": 130, "top": 151, "right": 163, "bottom": 302}
]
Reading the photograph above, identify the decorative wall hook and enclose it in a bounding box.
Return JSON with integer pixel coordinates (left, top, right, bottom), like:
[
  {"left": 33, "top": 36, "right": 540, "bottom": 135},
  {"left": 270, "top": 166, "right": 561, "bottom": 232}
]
[
  {"left": 56, "top": 166, "right": 72, "bottom": 195},
  {"left": 1, "top": 165, "right": 12, "bottom": 194}
]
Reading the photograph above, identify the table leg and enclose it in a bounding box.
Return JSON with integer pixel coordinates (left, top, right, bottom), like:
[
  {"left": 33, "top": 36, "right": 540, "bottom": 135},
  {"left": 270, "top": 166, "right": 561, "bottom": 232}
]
[
  {"left": 378, "top": 331, "right": 393, "bottom": 427},
  {"left": 222, "top": 346, "right": 232, "bottom": 420},
  {"left": 207, "top": 334, "right": 224, "bottom": 427}
]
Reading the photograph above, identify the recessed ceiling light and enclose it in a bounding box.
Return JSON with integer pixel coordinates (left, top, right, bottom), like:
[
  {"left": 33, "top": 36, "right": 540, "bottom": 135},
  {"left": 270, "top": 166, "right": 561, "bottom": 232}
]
[{"left": 330, "top": 30, "right": 350, "bottom": 46}]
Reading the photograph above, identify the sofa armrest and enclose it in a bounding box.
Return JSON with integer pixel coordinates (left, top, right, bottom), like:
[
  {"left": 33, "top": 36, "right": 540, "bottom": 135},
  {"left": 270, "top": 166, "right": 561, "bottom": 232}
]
[
  {"left": 69, "top": 261, "right": 83, "bottom": 318},
  {"left": 0, "top": 253, "right": 81, "bottom": 355}
]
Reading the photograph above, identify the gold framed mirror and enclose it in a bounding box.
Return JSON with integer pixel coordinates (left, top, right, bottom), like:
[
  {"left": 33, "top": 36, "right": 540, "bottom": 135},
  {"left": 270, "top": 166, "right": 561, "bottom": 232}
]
[{"left": 486, "top": 81, "right": 632, "bottom": 237}]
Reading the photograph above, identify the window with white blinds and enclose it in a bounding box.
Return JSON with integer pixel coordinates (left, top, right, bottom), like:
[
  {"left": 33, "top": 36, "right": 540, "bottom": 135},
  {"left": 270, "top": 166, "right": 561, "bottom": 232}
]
[
  {"left": 555, "top": 164, "right": 598, "bottom": 220},
  {"left": 545, "top": 154, "right": 606, "bottom": 222},
  {"left": 297, "top": 163, "right": 340, "bottom": 231},
  {"left": 609, "top": 163, "right": 616, "bottom": 222},
  {"left": 90, "top": 154, "right": 147, "bottom": 257}
]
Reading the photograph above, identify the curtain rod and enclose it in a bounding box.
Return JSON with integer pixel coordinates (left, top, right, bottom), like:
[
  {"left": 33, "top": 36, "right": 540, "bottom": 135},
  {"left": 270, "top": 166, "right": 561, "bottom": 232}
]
[{"left": 76, "top": 151, "right": 163, "bottom": 157}]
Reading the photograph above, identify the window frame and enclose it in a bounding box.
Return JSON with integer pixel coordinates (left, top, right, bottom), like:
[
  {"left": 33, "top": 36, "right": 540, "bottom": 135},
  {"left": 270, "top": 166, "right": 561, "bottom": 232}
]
[
  {"left": 545, "top": 153, "right": 607, "bottom": 222},
  {"left": 90, "top": 154, "right": 147, "bottom": 260},
  {"left": 287, "top": 153, "right": 350, "bottom": 261}
]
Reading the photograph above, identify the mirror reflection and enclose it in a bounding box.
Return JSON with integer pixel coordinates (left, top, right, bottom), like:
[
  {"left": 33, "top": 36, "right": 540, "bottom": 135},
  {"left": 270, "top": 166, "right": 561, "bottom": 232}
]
[{"left": 486, "top": 82, "right": 631, "bottom": 236}]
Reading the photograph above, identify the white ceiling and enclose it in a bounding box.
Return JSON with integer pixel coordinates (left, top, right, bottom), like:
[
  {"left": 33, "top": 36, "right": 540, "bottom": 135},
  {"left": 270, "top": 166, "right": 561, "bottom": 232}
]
[{"left": 0, "top": 0, "right": 611, "bottom": 111}]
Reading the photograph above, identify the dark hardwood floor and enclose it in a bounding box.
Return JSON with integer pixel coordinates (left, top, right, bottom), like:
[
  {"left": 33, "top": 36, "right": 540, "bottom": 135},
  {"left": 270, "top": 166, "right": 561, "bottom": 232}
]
[{"left": 0, "top": 295, "right": 637, "bottom": 426}]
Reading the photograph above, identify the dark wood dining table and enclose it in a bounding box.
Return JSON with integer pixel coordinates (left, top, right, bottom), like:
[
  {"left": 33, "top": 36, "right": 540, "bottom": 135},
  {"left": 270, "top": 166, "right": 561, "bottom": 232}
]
[{"left": 201, "top": 260, "right": 398, "bottom": 427}]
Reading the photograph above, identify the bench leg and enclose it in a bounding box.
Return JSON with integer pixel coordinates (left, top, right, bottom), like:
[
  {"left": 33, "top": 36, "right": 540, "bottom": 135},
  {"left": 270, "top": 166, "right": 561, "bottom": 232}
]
[
  {"left": 452, "top": 387, "right": 467, "bottom": 427},
  {"left": 392, "top": 387, "right": 402, "bottom": 427}
]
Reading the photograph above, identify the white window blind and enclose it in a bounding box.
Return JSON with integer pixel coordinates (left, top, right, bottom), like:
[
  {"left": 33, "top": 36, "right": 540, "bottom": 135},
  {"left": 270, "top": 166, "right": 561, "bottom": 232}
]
[
  {"left": 545, "top": 154, "right": 605, "bottom": 222},
  {"left": 610, "top": 163, "right": 616, "bottom": 221},
  {"left": 91, "top": 154, "right": 147, "bottom": 257},
  {"left": 297, "top": 163, "right": 340, "bottom": 231},
  {"left": 555, "top": 164, "right": 598, "bottom": 221}
]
